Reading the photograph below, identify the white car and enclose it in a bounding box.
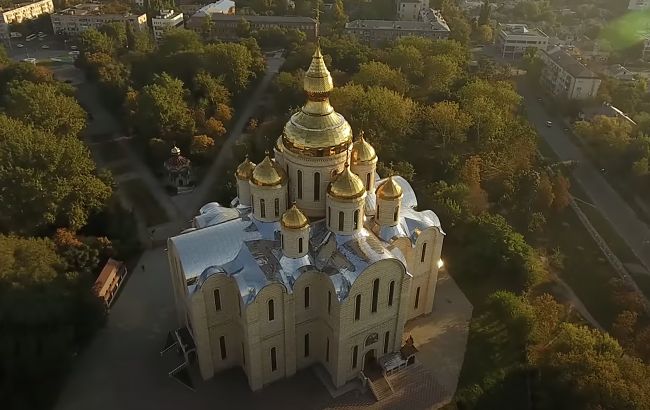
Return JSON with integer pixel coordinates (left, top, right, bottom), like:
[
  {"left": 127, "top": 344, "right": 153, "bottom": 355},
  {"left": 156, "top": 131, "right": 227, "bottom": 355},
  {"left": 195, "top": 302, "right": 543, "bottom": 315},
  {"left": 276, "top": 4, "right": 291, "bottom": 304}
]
[
  {"left": 546, "top": 121, "right": 553, "bottom": 128},
  {"left": 16, "top": 43, "right": 24, "bottom": 48},
  {"left": 70, "top": 45, "right": 78, "bottom": 50},
  {"left": 68, "top": 50, "right": 80, "bottom": 56},
  {"left": 22, "top": 57, "right": 36, "bottom": 64},
  {"left": 41, "top": 44, "right": 49, "bottom": 49}
]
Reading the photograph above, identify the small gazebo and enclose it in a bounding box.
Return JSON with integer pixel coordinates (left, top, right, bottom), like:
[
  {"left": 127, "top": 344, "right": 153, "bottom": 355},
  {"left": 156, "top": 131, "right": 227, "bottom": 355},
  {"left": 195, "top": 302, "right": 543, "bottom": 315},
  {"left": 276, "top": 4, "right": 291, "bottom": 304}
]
[{"left": 164, "top": 146, "right": 192, "bottom": 189}]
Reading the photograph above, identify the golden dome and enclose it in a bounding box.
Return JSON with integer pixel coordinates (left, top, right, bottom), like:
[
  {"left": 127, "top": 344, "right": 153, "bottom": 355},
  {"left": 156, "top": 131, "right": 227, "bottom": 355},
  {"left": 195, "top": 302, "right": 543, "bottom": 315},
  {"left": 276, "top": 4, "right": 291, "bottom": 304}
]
[
  {"left": 304, "top": 45, "right": 333, "bottom": 96},
  {"left": 281, "top": 204, "right": 309, "bottom": 229},
  {"left": 235, "top": 156, "right": 256, "bottom": 180},
  {"left": 328, "top": 165, "right": 366, "bottom": 200},
  {"left": 351, "top": 132, "right": 377, "bottom": 164},
  {"left": 376, "top": 176, "right": 403, "bottom": 200},
  {"left": 251, "top": 155, "right": 286, "bottom": 187},
  {"left": 282, "top": 44, "right": 352, "bottom": 157}
]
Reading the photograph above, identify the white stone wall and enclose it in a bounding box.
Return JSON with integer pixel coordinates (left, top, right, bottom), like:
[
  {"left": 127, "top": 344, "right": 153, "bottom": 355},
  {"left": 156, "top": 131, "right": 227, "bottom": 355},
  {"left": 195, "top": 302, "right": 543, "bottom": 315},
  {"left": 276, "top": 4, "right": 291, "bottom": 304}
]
[
  {"left": 281, "top": 225, "right": 309, "bottom": 258},
  {"left": 326, "top": 194, "right": 366, "bottom": 235},
  {"left": 350, "top": 160, "right": 377, "bottom": 193},
  {"left": 236, "top": 176, "right": 251, "bottom": 206},
  {"left": 376, "top": 196, "right": 401, "bottom": 227},
  {"left": 249, "top": 182, "right": 288, "bottom": 222}
]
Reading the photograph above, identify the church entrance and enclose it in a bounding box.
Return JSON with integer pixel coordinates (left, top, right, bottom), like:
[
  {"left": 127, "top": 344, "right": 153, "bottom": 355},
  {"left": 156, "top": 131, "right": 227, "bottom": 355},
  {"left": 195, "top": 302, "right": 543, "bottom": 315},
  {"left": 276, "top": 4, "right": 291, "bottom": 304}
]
[{"left": 362, "top": 349, "right": 376, "bottom": 371}]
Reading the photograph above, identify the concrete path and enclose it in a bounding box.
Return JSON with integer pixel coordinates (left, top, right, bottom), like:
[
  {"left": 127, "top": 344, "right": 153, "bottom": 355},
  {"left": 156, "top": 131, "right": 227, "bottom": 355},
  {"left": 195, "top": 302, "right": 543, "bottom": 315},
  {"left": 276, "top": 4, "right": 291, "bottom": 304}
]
[
  {"left": 519, "top": 82, "right": 650, "bottom": 272},
  {"left": 172, "top": 55, "right": 285, "bottom": 219}
]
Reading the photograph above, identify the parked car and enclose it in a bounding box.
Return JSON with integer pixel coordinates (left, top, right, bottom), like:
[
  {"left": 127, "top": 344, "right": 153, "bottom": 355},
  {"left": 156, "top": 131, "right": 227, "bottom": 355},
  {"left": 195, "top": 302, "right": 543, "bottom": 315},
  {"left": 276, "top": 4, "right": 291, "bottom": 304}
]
[
  {"left": 16, "top": 43, "right": 24, "bottom": 48},
  {"left": 546, "top": 121, "right": 553, "bottom": 127},
  {"left": 41, "top": 44, "right": 49, "bottom": 49},
  {"left": 70, "top": 45, "right": 78, "bottom": 50}
]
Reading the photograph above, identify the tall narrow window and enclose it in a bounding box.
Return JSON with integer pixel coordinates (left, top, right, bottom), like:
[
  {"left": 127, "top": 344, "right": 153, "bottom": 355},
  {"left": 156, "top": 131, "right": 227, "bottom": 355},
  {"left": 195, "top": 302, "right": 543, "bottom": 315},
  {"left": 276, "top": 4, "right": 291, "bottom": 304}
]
[
  {"left": 268, "top": 299, "right": 275, "bottom": 321},
  {"left": 242, "top": 343, "right": 246, "bottom": 365},
  {"left": 353, "top": 209, "right": 359, "bottom": 230},
  {"left": 415, "top": 287, "right": 421, "bottom": 309},
  {"left": 281, "top": 233, "right": 284, "bottom": 250},
  {"left": 421, "top": 243, "right": 427, "bottom": 263},
  {"left": 328, "top": 291, "right": 332, "bottom": 314},
  {"left": 371, "top": 278, "right": 379, "bottom": 313},
  {"left": 328, "top": 207, "right": 331, "bottom": 227},
  {"left": 354, "top": 294, "right": 361, "bottom": 321},
  {"left": 326, "top": 337, "right": 330, "bottom": 362},
  {"left": 388, "top": 281, "right": 395, "bottom": 307},
  {"left": 304, "top": 333, "right": 310, "bottom": 357},
  {"left": 383, "top": 331, "right": 390, "bottom": 354},
  {"left": 366, "top": 173, "right": 371, "bottom": 190},
  {"left": 238, "top": 299, "right": 241, "bottom": 316},
  {"left": 271, "top": 347, "right": 277, "bottom": 371},
  {"left": 338, "top": 211, "right": 345, "bottom": 231},
  {"left": 214, "top": 289, "right": 221, "bottom": 311},
  {"left": 274, "top": 198, "right": 279, "bottom": 217},
  {"left": 297, "top": 170, "right": 303, "bottom": 199},
  {"left": 304, "top": 286, "right": 310, "bottom": 308},
  {"left": 260, "top": 198, "right": 265, "bottom": 218},
  {"left": 219, "top": 336, "right": 227, "bottom": 359},
  {"left": 393, "top": 207, "right": 399, "bottom": 222},
  {"left": 352, "top": 345, "right": 358, "bottom": 368},
  {"left": 314, "top": 172, "right": 320, "bottom": 201},
  {"left": 251, "top": 196, "right": 254, "bottom": 211},
  {"left": 298, "top": 237, "right": 303, "bottom": 253}
]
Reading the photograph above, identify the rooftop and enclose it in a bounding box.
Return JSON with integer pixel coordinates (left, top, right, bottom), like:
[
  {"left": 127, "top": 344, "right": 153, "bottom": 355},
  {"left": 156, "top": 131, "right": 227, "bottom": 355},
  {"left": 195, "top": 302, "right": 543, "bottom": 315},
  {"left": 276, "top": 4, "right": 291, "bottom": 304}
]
[
  {"left": 499, "top": 23, "right": 548, "bottom": 38},
  {"left": 195, "top": 12, "right": 315, "bottom": 23},
  {"left": 346, "top": 18, "right": 448, "bottom": 32},
  {"left": 545, "top": 47, "right": 599, "bottom": 79},
  {"left": 0, "top": 0, "right": 50, "bottom": 12},
  {"left": 54, "top": 3, "right": 142, "bottom": 17}
]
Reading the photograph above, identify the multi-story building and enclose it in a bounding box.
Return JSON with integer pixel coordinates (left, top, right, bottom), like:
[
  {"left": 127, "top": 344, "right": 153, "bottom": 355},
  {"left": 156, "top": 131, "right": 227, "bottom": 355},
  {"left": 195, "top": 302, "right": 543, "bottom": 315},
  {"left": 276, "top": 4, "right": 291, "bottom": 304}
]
[
  {"left": 397, "top": 0, "right": 429, "bottom": 21},
  {"left": 152, "top": 9, "right": 184, "bottom": 40},
  {"left": 51, "top": 3, "right": 147, "bottom": 36},
  {"left": 190, "top": 0, "right": 236, "bottom": 17},
  {"left": 0, "top": 0, "right": 54, "bottom": 41},
  {"left": 540, "top": 47, "right": 601, "bottom": 100},
  {"left": 166, "top": 45, "right": 445, "bottom": 391},
  {"left": 346, "top": 9, "right": 449, "bottom": 45},
  {"left": 187, "top": 13, "right": 315, "bottom": 40},
  {"left": 643, "top": 35, "right": 650, "bottom": 61},
  {"left": 629, "top": 0, "right": 650, "bottom": 10},
  {"left": 495, "top": 23, "right": 548, "bottom": 58}
]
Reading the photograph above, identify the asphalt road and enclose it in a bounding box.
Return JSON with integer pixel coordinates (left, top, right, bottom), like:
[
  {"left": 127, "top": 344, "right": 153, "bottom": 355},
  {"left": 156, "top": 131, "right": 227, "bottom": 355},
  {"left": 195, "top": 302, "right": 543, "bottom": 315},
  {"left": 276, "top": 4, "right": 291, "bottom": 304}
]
[{"left": 519, "top": 81, "right": 650, "bottom": 272}]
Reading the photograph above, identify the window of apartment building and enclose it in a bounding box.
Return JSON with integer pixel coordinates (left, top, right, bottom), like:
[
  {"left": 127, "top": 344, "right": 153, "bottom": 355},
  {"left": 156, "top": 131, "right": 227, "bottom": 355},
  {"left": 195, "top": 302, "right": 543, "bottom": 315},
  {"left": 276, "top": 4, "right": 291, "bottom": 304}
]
[
  {"left": 304, "top": 286, "right": 310, "bottom": 309},
  {"left": 268, "top": 299, "right": 275, "bottom": 321},
  {"left": 388, "top": 281, "right": 395, "bottom": 307},
  {"left": 354, "top": 294, "right": 361, "bottom": 321},
  {"left": 371, "top": 279, "right": 379, "bottom": 313},
  {"left": 271, "top": 347, "right": 277, "bottom": 371},
  {"left": 414, "top": 287, "right": 421, "bottom": 309},
  {"left": 214, "top": 288, "right": 221, "bottom": 311},
  {"left": 352, "top": 345, "right": 358, "bottom": 368},
  {"left": 304, "top": 333, "right": 310, "bottom": 357},
  {"left": 219, "top": 336, "right": 227, "bottom": 359}
]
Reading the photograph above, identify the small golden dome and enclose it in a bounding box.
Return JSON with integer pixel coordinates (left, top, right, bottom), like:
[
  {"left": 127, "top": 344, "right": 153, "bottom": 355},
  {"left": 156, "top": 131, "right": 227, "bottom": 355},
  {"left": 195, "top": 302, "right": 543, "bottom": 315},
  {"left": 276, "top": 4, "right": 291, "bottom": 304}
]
[
  {"left": 281, "top": 204, "right": 308, "bottom": 229},
  {"left": 235, "top": 156, "right": 256, "bottom": 180},
  {"left": 304, "top": 45, "right": 333, "bottom": 96},
  {"left": 251, "top": 155, "right": 286, "bottom": 186},
  {"left": 351, "top": 132, "right": 376, "bottom": 164},
  {"left": 328, "top": 165, "right": 366, "bottom": 200},
  {"left": 376, "top": 176, "right": 403, "bottom": 200}
]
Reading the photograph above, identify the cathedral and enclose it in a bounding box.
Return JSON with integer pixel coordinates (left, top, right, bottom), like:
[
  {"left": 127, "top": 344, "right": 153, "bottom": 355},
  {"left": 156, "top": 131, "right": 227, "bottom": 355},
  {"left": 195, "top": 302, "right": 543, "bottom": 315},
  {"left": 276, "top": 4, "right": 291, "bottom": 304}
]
[{"left": 167, "top": 44, "right": 445, "bottom": 390}]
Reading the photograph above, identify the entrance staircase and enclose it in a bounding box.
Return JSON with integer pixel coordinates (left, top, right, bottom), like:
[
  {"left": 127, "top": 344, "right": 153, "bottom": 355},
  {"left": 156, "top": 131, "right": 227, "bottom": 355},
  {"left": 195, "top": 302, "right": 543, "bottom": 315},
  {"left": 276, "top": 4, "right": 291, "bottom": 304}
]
[{"left": 365, "top": 362, "right": 394, "bottom": 401}]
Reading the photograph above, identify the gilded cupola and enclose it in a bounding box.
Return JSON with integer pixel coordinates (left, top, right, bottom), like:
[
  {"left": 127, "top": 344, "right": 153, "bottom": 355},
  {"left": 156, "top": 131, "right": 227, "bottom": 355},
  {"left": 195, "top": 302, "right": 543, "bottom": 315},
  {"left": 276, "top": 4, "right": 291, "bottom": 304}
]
[
  {"left": 351, "top": 132, "right": 377, "bottom": 164},
  {"left": 235, "top": 156, "right": 256, "bottom": 180},
  {"left": 281, "top": 204, "right": 309, "bottom": 229},
  {"left": 251, "top": 155, "right": 287, "bottom": 187},
  {"left": 281, "top": 44, "right": 353, "bottom": 157},
  {"left": 376, "top": 176, "right": 403, "bottom": 200},
  {"left": 328, "top": 164, "right": 366, "bottom": 200}
]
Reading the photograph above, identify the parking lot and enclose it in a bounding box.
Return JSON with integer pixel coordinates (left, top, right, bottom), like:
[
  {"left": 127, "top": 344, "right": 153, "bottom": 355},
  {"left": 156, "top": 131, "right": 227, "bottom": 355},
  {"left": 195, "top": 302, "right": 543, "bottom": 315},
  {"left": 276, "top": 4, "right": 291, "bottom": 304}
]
[{"left": 7, "top": 34, "right": 77, "bottom": 63}]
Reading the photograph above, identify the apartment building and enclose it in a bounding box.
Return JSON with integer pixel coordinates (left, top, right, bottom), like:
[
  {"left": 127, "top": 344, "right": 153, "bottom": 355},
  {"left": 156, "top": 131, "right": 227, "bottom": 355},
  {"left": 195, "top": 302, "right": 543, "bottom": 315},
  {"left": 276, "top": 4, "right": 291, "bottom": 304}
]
[
  {"left": 346, "top": 8, "right": 449, "bottom": 45},
  {"left": 152, "top": 9, "right": 184, "bottom": 40},
  {"left": 540, "top": 47, "right": 601, "bottom": 100},
  {"left": 496, "top": 23, "right": 548, "bottom": 58},
  {"left": 51, "top": 3, "right": 147, "bottom": 36},
  {"left": 187, "top": 13, "right": 315, "bottom": 40},
  {"left": 397, "top": 0, "right": 429, "bottom": 21},
  {"left": 0, "top": 0, "right": 53, "bottom": 40},
  {"left": 629, "top": 0, "right": 650, "bottom": 10}
]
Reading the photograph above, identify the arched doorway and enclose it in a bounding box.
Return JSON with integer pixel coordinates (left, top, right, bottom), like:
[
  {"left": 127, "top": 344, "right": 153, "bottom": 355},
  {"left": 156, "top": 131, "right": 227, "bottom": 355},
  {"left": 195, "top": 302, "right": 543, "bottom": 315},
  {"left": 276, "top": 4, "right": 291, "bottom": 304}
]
[{"left": 362, "top": 349, "right": 375, "bottom": 371}]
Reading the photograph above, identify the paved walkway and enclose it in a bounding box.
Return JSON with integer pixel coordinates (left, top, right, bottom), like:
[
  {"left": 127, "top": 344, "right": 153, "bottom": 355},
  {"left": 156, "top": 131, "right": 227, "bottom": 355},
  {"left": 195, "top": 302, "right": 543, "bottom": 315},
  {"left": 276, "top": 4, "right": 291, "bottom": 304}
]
[{"left": 519, "top": 82, "right": 650, "bottom": 273}]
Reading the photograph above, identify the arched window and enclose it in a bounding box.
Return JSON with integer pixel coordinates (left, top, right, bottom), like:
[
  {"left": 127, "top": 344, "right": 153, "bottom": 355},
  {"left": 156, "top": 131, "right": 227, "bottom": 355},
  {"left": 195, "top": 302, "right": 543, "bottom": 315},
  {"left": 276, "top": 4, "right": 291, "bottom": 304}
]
[
  {"left": 388, "top": 281, "right": 395, "bottom": 307},
  {"left": 260, "top": 198, "right": 265, "bottom": 218},
  {"left": 298, "top": 237, "right": 303, "bottom": 253},
  {"left": 304, "top": 286, "right": 310, "bottom": 308},
  {"left": 383, "top": 331, "right": 390, "bottom": 354},
  {"left": 326, "top": 338, "right": 330, "bottom": 362},
  {"left": 304, "top": 333, "right": 310, "bottom": 357},
  {"left": 274, "top": 198, "right": 279, "bottom": 217},
  {"left": 297, "top": 170, "right": 303, "bottom": 199},
  {"left": 339, "top": 211, "right": 345, "bottom": 231},
  {"left": 366, "top": 173, "right": 371, "bottom": 190},
  {"left": 214, "top": 289, "right": 221, "bottom": 311},
  {"left": 354, "top": 294, "right": 361, "bottom": 321},
  {"left": 219, "top": 336, "right": 227, "bottom": 359},
  {"left": 353, "top": 209, "right": 360, "bottom": 230},
  {"left": 393, "top": 206, "right": 399, "bottom": 222},
  {"left": 371, "top": 278, "right": 379, "bottom": 313},
  {"left": 268, "top": 299, "right": 274, "bottom": 321},
  {"left": 421, "top": 243, "right": 427, "bottom": 263},
  {"left": 281, "top": 233, "right": 284, "bottom": 250},
  {"left": 328, "top": 207, "right": 331, "bottom": 227},
  {"left": 414, "top": 287, "right": 420, "bottom": 309},
  {"left": 251, "top": 196, "right": 254, "bottom": 211},
  {"left": 270, "top": 347, "right": 277, "bottom": 371},
  {"left": 352, "top": 345, "right": 358, "bottom": 368},
  {"left": 328, "top": 291, "right": 332, "bottom": 314},
  {"left": 314, "top": 172, "right": 320, "bottom": 201}
]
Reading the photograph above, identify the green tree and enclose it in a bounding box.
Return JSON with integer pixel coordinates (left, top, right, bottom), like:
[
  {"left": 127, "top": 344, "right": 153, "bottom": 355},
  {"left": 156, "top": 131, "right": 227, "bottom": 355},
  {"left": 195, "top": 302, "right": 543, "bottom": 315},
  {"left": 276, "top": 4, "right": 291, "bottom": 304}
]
[
  {"left": 420, "top": 101, "right": 473, "bottom": 151},
  {"left": 478, "top": 0, "right": 491, "bottom": 26},
  {"left": 190, "top": 134, "right": 216, "bottom": 160},
  {"left": 158, "top": 28, "right": 203, "bottom": 57},
  {"left": 0, "top": 62, "right": 53, "bottom": 94},
  {"left": 475, "top": 24, "right": 493, "bottom": 44},
  {"left": 203, "top": 42, "right": 256, "bottom": 92},
  {"left": 273, "top": 70, "right": 304, "bottom": 110},
  {"left": 78, "top": 28, "right": 115, "bottom": 56},
  {"left": 192, "top": 71, "right": 231, "bottom": 116},
  {"left": 5, "top": 81, "right": 87, "bottom": 139},
  {"left": 352, "top": 61, "right": 409, "bottom": 94},
  {"left": 99, "top": 21, "right": 127, "bottom": 49},
  {"left": 236, "top": 17, "right": 251, "bottom": 37},
  {"left": 0, "top": 115, "right": 111, "bottom": 234},
  {"left": 133, "top": 73, "right": 196, "bottom": 142}
]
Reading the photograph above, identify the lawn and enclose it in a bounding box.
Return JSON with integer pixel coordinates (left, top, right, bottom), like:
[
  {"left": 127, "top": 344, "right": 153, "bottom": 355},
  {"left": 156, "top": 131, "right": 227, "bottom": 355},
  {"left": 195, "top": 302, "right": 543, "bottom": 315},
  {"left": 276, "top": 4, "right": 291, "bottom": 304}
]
[{"left": 120, "top": 179, "right": 169, "bottom": 227}]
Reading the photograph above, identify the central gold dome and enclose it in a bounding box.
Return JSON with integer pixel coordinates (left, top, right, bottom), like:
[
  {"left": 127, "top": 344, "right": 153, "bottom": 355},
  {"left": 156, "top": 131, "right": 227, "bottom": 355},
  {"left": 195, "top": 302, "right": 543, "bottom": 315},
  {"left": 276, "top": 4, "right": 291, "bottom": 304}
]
[
  {"left": 328, "top": 165, "right": 366, "bottom": 200},
  {"left": 282, "top": 45, "right": 353, "bottom": 157}
]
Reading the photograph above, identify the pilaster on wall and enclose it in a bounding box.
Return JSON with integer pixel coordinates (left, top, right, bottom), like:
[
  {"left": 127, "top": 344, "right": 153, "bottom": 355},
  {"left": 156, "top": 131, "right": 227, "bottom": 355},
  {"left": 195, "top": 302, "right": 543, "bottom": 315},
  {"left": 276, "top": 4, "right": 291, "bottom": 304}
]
[
  {"left": 424, "top": 229, "right": 445, "bottom": 315},
  {"left": 191, "top": 294, "right": 215, "bottom": 380},
  {"left": 247, "top": 304, "right": 263, "bottom": 391},
  {"left": 283, "top": 293, "right": 297, "bottom": 377},
  {"left": 395, "top": 274, "right": 412, "bottom": 350}
]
